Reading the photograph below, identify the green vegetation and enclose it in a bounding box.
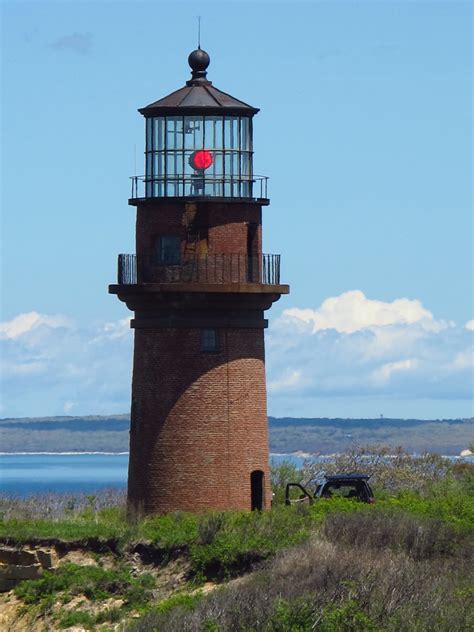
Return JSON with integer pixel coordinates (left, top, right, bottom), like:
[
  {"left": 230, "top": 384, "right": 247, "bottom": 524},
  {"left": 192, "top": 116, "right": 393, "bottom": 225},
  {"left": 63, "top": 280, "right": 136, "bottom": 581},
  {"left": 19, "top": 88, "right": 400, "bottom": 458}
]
[
  {"left": 15, "top": 562, "right": 155, "bottom": 627},
  {"left": 2, "top": 448, "right": 473, "bottom": 630},
  {"left": 133, "top": 517, "right": 473, "bottom": 631}
]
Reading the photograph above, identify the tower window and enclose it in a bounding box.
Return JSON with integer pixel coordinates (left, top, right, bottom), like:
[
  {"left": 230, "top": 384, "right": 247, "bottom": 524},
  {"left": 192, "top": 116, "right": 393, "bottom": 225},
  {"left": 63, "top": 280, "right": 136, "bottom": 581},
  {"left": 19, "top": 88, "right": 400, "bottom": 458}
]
[
  {"left": 201, "top": 328, "right": 219, "bottom": 352},
  {"left": 156, "top": 235, "right": 181, "bottom": 265}
]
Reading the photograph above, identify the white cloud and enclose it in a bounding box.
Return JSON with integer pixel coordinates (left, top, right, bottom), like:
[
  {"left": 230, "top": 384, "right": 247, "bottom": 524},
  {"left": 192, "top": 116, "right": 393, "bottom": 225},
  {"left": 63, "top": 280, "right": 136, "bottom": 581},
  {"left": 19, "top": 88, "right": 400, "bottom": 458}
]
[
  {"left": 268, "top": 369, "right": 304, "bottom": 393},
  {"left": 449, "top": 350, "right": 473, "bottom": 371},
  {"left": 1, "top": 295, "right": 472, "bottom": 418},
  {"left": 1, "top": 312, "right": 133, "bottom": 417},
  {"left": 267, "top": 291, "right": 473, "bottom": 406},
  {"left": 97, "top": 318, "right": 131, "bottom": 341},
  {"left": 371, "top": 358, "right": 418, "bottom": 385},
  {"left": 63, "top": 402, "right": 76, "bottom": 414},
  {"left": 465, "top": 320, "right": 474, "bottom": 331},
  {"left": 282, "top": 290, "right": 446, "bottom": 334},
  {"left": 0, "top": 312, "right": 69, "bottom": 340}
]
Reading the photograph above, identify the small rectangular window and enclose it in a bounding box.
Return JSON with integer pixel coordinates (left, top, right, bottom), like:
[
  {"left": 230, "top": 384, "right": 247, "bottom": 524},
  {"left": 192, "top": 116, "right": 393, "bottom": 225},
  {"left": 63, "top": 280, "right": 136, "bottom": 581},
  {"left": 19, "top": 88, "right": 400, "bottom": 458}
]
[
  {"left": 157, "top": 235, "right": 181, "bottom": 265},
  {"left": 201, "top": 328, "right": 219, "bottom": 353}
]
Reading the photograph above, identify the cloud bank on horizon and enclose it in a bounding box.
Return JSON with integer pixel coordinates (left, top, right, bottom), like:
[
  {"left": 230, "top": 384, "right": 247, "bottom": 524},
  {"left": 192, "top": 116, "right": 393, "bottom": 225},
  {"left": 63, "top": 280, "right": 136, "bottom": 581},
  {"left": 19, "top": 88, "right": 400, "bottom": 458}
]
[{"left": 1, "top": 290, "right": 472, "bottom": 419}]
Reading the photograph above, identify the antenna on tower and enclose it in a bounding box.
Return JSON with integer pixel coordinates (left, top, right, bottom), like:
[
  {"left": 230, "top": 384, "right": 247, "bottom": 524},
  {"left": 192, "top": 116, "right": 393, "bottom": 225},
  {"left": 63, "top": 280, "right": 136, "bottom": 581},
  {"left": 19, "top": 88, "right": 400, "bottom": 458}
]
[{"left": 197, "top": 16, "right": 201, "bottom": 49}]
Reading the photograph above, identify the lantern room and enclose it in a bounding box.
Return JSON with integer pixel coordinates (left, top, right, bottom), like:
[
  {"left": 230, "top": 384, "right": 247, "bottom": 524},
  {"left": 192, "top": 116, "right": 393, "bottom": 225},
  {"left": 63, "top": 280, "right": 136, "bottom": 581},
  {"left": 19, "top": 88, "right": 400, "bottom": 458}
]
[{"left": 133, "top": 48, "right": 267, "bottom": 200}]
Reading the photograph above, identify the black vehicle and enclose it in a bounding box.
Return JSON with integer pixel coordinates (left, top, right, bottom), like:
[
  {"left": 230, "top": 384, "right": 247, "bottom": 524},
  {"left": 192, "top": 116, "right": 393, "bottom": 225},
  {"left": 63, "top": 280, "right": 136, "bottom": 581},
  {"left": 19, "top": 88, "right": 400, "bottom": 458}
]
[{"left": 285, "top": 473, "right": 375, "bottom": 506}]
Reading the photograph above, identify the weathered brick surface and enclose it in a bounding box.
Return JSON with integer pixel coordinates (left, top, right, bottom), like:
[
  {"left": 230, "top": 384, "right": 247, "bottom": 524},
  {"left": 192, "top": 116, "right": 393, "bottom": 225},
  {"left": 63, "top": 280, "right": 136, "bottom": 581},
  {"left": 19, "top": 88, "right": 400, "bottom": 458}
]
[
  {"left": 128, "top": 327, "right": 271, "bottom": 514},
  {"left": 135, "top": 200, "right": 262, "bottom": 257},
  {"left": 121, "top": 197, "right": 283, "bottom": 515}
]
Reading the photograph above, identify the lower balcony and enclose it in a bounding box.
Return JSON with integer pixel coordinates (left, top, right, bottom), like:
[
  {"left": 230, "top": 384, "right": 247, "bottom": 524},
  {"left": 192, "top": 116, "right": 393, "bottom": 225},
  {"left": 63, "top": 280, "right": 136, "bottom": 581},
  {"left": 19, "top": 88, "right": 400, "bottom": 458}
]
[{"left": 117, "top": 253, "right": 281, "bottom": 286}]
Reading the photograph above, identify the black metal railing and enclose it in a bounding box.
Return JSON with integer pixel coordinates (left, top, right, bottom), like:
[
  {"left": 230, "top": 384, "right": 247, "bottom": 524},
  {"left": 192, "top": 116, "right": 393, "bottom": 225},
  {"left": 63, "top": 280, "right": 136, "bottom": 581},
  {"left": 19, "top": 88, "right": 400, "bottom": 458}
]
[
  {"left": 117, "top": 253, "right": 281, "bottom": 286},
  {"left": 130, "top": 174, "right": 269, "bottom": 200}
]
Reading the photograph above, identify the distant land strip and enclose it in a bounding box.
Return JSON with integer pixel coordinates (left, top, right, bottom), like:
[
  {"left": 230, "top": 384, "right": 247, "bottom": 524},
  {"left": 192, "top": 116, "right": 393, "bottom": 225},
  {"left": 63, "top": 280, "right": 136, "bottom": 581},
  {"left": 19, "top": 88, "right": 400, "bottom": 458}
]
[{"left": 0, "top": 415, "right": 472, "bottom": 455}]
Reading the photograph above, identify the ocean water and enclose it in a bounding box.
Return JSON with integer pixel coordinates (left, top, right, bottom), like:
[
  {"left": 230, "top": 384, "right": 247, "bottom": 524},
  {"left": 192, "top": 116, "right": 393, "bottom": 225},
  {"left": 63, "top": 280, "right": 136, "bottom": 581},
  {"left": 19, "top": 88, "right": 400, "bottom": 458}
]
[
  {"left": 2, "top": 453, "right": 469, "bottom": 496},
  {"left": 0, "top": 453, "right": 305, "bottom": 496}
]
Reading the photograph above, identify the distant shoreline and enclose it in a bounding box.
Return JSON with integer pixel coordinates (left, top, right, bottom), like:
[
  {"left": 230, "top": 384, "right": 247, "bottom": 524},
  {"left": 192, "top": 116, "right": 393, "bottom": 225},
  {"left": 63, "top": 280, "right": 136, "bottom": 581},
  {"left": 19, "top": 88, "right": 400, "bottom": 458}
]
[
  {"left": 1, "top": 452, "right": 298, "bottom": 456},
  {"left": 2, "top": 416, "right": 471, "bottom": 455},
  {"left": 0, "top": 452, "right": 130, "bottom": 456},
  {"left": 1, "top": 452, "right": 471, "bottom": 461}
]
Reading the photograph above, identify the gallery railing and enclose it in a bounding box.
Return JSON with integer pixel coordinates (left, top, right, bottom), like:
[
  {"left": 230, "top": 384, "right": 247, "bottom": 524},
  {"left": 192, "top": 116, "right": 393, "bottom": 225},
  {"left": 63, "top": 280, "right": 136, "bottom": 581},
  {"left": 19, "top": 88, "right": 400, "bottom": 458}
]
[
  {"left": 117, "top": 253, "right": 281, "bottom": 285},
  {"left": 130, "top": 174, "right": 269, "bottom": 200}
]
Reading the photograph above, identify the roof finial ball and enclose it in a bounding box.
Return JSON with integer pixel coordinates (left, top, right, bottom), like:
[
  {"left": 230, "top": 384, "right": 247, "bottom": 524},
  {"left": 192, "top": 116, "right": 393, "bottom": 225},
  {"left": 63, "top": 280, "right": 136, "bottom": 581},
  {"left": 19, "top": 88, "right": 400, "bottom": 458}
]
[{"left": 188, "top": 47, "right": 211, "bottom": 83}]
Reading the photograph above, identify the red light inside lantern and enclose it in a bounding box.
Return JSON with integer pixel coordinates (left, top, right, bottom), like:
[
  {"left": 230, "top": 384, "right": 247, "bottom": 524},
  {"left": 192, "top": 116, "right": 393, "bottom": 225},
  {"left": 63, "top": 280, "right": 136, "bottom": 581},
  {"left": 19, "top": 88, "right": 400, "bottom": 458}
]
[{"left": 190, "top": 150, "right": 213, "bottom": 170}]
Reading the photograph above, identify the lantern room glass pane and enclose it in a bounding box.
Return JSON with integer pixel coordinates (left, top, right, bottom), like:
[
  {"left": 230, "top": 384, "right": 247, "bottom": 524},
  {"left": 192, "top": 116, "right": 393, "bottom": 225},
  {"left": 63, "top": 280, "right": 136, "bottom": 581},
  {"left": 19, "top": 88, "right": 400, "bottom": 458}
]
[
  {"left": 143, "top": 114, "right": 255, "bottom": 199},
  {"left": 204, "top": 117, "right": 223, "bottom": 149},
  {"left": 224, "top": 117, "right": 238, "bottom": 149},
  {"left": 166, "top": 117, "right": 183, "bottom": 150},
  {"left": 212, "top": 151, "right": 223, "bottom": 177},
  {"left": 146, "top": 119, "right": 153, "bottom": 150},
  {"left": 184, "top": 116, "right": 204, "bottom": 150},
  {"left": 240, "top": 117, "right": 250, "bottom": 150},
  {"left": 241, "top": 152, "right": 251, "bottom": 176},
  {"left": 153, "top": 118, "right": 165, "bottom": 151}
]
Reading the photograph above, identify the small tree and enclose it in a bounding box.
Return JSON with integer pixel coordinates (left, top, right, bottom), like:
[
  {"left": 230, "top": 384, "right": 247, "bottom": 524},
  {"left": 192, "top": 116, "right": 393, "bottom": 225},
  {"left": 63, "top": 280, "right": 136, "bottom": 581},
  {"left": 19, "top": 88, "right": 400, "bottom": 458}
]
[
  {"left": 270, "top": 461, "right": 304, "bottom": 505},
  {"left": 302, "top": 444, "right": 452, "bottom": 494}
]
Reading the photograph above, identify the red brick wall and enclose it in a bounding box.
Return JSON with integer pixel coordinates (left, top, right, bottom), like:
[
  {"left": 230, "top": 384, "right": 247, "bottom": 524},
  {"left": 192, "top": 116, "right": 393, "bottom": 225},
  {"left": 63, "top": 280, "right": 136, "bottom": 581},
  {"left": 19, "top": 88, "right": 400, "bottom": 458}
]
[
  {"left": 135, "top": 201, "right": 262, "bottom": 258},
  {"left": 207, "top": 204, "right": 262, "bottom": 255},
  {"left": 128, "top": 326, "right": 271, "bottom": 514}
]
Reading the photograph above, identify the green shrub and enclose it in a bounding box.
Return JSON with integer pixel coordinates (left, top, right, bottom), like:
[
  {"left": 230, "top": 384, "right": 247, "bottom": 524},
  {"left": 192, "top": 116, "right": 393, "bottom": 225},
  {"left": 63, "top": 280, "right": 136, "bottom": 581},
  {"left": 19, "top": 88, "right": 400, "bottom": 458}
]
[
  {"left": 138, "top": 511, "right": 199, "bottom": 547},
  {"left": 57, "top": 610, "right": 96, "bottom": 629},
  {"left": 266, "top": 597, "right": 315, "bottom": 631},
  {"left": 381, "top": 482, "right": 474, "bottom": 532},
  {"left": 270, "top": 460, "right": 305, "bottom": 506},
  {"left": 128, "top": 592, "right": 204, "bottom": 631},
  {"left": 189, "top": 506, "right": 311, "bottom": 580},
  {"left": 15, "top": 562, "right": 155, "bottom": 611},
  {"left": 320, "top": 599, "right": 380, "bottom": 632}
]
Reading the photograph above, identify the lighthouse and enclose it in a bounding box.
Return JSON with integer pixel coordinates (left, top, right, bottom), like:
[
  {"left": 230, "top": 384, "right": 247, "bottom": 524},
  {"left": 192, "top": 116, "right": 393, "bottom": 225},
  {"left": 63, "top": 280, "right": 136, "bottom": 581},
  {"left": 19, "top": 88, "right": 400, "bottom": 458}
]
[{"left": 109, "top": 48, "right": 289, "bottom": 515}]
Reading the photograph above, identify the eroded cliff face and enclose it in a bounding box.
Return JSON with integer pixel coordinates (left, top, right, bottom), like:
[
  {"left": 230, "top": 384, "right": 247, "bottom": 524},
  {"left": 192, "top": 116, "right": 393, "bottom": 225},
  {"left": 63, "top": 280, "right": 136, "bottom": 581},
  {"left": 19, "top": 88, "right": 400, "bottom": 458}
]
[
  {"left": 0, "top": 545, "right": 57, "bottom": 592},
  {"left": 0, "top": 540, "right": 199, "bottom": 631},
  {"left": 0, "top": 544, "right": 117, "bottom": 630}
]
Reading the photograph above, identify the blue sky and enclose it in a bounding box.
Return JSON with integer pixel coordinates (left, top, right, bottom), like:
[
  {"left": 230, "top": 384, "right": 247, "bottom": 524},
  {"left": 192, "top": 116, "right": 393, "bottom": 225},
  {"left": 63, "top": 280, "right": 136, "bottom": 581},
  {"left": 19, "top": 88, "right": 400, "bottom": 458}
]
[{"left": 1, "top": 1, "right": 472, "bottom": 419}]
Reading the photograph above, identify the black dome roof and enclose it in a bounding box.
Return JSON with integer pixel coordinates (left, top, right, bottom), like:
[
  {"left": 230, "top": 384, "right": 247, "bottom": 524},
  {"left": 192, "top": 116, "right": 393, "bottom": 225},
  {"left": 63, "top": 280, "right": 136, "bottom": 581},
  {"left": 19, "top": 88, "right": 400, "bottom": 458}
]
[{"left": 139, "top": 48, "right": 258, "bottom": 117}]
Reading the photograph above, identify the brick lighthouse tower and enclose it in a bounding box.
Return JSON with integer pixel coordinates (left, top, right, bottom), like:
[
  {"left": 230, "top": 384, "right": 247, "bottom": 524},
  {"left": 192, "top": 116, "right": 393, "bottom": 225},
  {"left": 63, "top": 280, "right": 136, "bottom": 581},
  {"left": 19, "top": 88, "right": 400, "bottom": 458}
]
[{"left": 109, "top": 47, "right": 289, "bottom": 515}]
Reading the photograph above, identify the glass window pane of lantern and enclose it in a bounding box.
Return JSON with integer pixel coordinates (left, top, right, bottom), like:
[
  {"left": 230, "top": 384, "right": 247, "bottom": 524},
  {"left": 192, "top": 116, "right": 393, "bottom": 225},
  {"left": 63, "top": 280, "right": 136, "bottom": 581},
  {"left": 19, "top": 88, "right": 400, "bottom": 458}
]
[
  {"left": 225, "top": 152, "right": 239, "bottom": 178},
  {"left": 184, "top": 116, "right": 204, "bottom": 150},
  {"left": 166, "top": 153, "right": 175, "bottom": 178},
  {"left": 204, "top": 116, "right": 222, "bottom": 150},
  {"left": 153, "top": 153, "right": 165, "bottom": 196},
  {"left": 224, "top": 117, "right": 238, "bottom": 149},
  {"left": 213, "top": 151, "right": 223, "bottom": 177},
  {"left": 241, "top": 152, "right": 250, "bottom": 176},
  {"left": 241, "top": 153, "right": 251, "bottom": 197},
  {"left": 240, "top": 117, "right": 250, "bottom": 151},
  {"left": 146, "top": 118, "right": 153, "bottom": 150},
  {"left": 154, "top": 118, "right": 165, "bottom": 151},
  {"left": 166, "top": 117, "right": 183, "bottom": 150},
  {"left": 184, "top": 151, "right": 196, "bottom": 176}
]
